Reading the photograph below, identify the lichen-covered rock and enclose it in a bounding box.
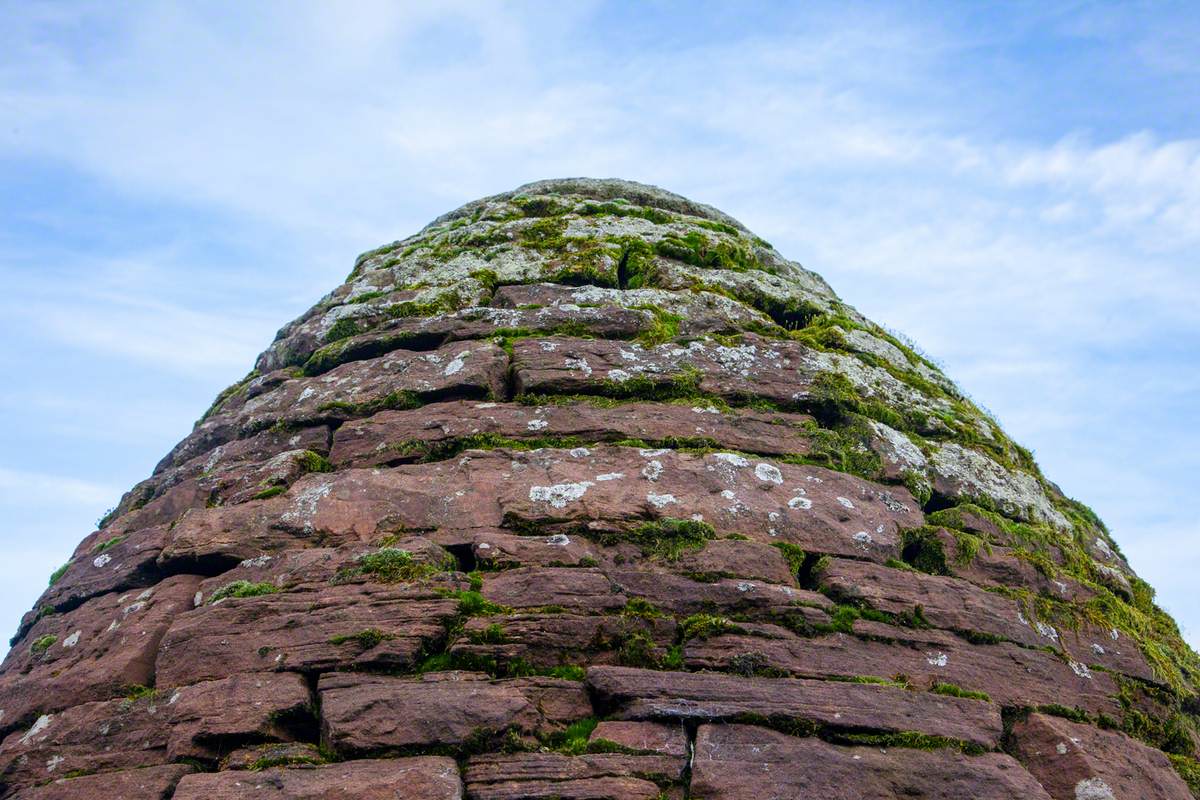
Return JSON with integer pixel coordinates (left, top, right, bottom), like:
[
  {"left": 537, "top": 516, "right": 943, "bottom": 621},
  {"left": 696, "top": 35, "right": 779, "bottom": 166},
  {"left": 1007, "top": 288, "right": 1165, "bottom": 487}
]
[
  {"left": 4, "top": 179, "right": 1197, "bottom": 799},
  {"left": 691, "top": 724, "right": 1052, "bottom": 799},
  {"left": 1010, "top": 713, "right": 1193, "bottom": 800}
]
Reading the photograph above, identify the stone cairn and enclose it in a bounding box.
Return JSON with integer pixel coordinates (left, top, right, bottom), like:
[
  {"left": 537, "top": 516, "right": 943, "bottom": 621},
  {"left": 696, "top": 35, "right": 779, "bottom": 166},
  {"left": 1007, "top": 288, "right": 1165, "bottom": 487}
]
[{"left": 2, "top": 178, "right": 1198, "bottom": 799}]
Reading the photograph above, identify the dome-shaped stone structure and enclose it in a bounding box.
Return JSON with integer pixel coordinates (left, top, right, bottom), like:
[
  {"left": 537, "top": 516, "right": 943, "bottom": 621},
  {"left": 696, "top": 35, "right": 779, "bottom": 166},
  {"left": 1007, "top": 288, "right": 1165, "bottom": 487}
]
[{"left": 2, "top": 178, "right": 1198, "bottom": 799}]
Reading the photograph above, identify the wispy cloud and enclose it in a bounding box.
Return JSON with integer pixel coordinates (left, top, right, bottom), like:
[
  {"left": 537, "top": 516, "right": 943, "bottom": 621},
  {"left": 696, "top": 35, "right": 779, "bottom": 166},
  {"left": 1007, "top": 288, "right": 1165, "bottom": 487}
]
[{"left": 0, "top": 467, "right": 118, "bottom": 509}]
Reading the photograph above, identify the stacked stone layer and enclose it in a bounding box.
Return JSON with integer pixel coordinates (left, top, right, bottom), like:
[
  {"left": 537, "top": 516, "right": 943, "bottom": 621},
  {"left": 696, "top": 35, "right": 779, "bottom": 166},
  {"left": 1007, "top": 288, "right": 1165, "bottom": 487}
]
[{"left": 2, "top": 178, "right": 1198, "bottom": 799}]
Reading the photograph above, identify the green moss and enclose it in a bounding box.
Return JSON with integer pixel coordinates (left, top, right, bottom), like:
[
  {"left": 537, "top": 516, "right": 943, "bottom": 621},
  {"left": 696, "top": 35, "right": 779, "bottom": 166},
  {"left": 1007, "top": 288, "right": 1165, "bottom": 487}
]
[
  {"left": 541, "top": 716, "right": 599, "bottom": 755},
  {"left": 252, "top": 485, "right": 288, "bottom": 500},
  {"left": 317, "top": 389, "right": 422, "bottom": 417},
  {"left": 92, "top": 536, "right": 125, "bottom": 554},
  {"left": 680, "top": 613, "right": 744, "bottom": 641},
  {"left": 443, "top": 590, "right": 509, "bottom": 617},
  {"left": 96, "top": 507, "right": 118, "bottom": 529},
  {"left": 334, "top": 548, "right": 445, "bottom": 584},
  {"left": 208, "top": 581, "right": 279, "bottom": 603},
  {"left": 348, "top": 290, "right": 387, "bottom": 305},
  {"left": 248, "top": 752, "right": 326, "bottom": 771},
  {"left": 385, "top": 291, "right": 465, "bottom": 319},
  {"left": 901, "top": 527, "right": 950, "bottom": 576},
  {"left": 324, "top": 318, "right": 362, "bottom": 343},
  {"left": 771, "top": 542, "right": 807, "bottom": 577},
  {"left": 616, "top": 630, "right": 664, "bottom": 668},
  {"left": 1037, "top": 704, "right": 1090, "bottom": 723},
  {"left": 31, "top": 634, "right": 57, "bottom": 654},
  {"left": 633, "top": 306, "right": 683, "bottom": 346},
  {"left": 1168, "top": 754, "right": 1200, "bottom": 798},
  {"left": 599, "top": 518, "right": 716, "bottom": 560},
  {"left": 297, "top": 450, "right": 334, "bottom": 473},
  {"left": 304, "top": 330, "right": 441, "bottom": 375},
  {"left": 123, "top": 684, "right": 160, "bottom": 703},
  {"left": 759, "top": 297, "right": 825, "bottom": 331},
  {"left": 834, "top": 730, "right": 984, "bottom": 755},
  {"left": 48, "top": 563, "right": 69, "bottom": 586},
  {"left": 655, "top": 231, "right": 759, "bottom": 273},
  {"left": 468, "top": 623, "right": 509, "bottom": 644},
  {"left": 621, "top": 598, "right": 663, "bottom": 619},
  {"left": 931, "top": 682, "right": 991, "bottom": 702},
  {"left": 794, "top": 417, "right": 883, "bottom": 481},
  {"left": 329, "top": 629, "right": 395, "bottom": 649},
  {"left": 578, "top": 201, "right": 674, "bottom": 225},
  {"left": 469, "top": 268, "right": 500, "bottom": 294},
  {"left": 612, "top": 236, "right": 660, "bottom": 289},
  {"left": 199, "top": 369, "right": 260, "bottom": 423}
]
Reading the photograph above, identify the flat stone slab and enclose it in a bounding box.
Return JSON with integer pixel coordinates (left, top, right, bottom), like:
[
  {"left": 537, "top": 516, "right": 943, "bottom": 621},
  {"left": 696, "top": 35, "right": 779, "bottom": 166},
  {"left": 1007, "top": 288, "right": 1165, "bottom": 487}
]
[
  {"left": 319, "top": 672, "right": 591, "bottom": 755},
  {"left": 452, "top": 613, "right": 677, "bottom": 669},
  {"left": 511, "top": 335, "right": 952, "bottom": 430},
  {"left": 690, "top": 724, "right": 1051, "bottom": 799},
  {"left": 330, "top": 399, "right": 815, "bottom": 468},
  {"left": 818, "top": 557, "right": 1054, "bottom": 648},
  {"left": 7, "top": 764, "right": 193, "bottom": 800},
  {"left": 590, "top": 721, "right": 688, "bottom": 757},
  {"left": 156, "top": 584, "right": 458, "bottom": 686},
  {"left": 0, "top": 672, "right": 309, "bottom": 788},
  {"left": 479, "top": 566, "right": 822, "bottom": 621},
  {"left": 586, "top": 665, "right": 1002, "bottom": 750},
  {"left": 162, "top": 340, "right": 508, "bottom": 470},
  {"left": 171, "top": 757, "right": 464, "bottom": 800},
  {"left": 159, "top": 445, "right": 921, "bottom": 567},
  {"left": 464, "top": 752, "right": 679, "bottom": 800},
  {"left": 1010, "top": 712, "right": 1193, "bottom": 800},
  {"left": 684, "top": 623, "right": 1121, "bottom": 718},
  {"left": 0, "top": 575, "right": 199, "bottom": 735}
]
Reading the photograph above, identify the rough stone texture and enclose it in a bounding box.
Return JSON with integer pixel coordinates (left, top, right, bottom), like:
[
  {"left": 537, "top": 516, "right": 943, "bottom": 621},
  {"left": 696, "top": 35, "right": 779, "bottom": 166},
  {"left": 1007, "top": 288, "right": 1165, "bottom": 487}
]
[
  {"left": 319, "top": 672, "right": 590, "bottom": 756},
  {"left": 691, "top": 724, "right": 1053, "bottom": 799},
  {"left": 1010, "top": 713, "right": 1193, "bottom": 800},
  {"left": 4, "top": 179, "right": 1197, "bottom": 799},
  {"left": 464, "top": 752, "right": 679, "bottom": 800},
  {"left": 587, "top": 665, "right": 1002, "bottom": 749},
  {"left": 172, "top": 757, "right": 463, "bottom": 799},
  {"left": 0, "top": 575, "right": 199, "bottom": 734},
  {"left": 329, "top": 399, "right": 815, "bottom": 468},
  {"left": 7, "top": 765, "right": 193, "bottom": 800}
]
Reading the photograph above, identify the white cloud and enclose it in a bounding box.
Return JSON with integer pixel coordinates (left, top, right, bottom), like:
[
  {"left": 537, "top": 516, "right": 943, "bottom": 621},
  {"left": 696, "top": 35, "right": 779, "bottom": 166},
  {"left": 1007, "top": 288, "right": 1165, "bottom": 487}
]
[{"left": 0, "top": 467, "right": 119, "bottom": 509}]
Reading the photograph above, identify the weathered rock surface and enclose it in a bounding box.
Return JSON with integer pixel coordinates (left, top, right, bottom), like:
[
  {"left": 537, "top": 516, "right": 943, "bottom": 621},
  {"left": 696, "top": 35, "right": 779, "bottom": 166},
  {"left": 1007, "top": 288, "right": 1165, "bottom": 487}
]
[
  {"left": 0, "top": 575, "right": 199, "bottom": 735},
  {"left": 691, "top": 724, "right": 1052, "bottom": 799},
  {"left": 156, "top": 584, "right": 458, "bottom": 686},
  {"left": 684, "top": 623, "right": 1122, "bottom": 717},
  {"left": 319, "top": 672, "right": 589, "bottom": 755},
  {"left": 7, "top": 765, "right": 193, "bottom": 800},
  {"left": 5, "top": 179, "right": 1196, "bottom": 799},
  {"left": 171, "top": 757, "right": 463, "bottom": 799},
  {"left": 330, "top": 399, "right": 815, "bottom": 468},
  {"left": 587, "top": 665, "right": 1002, "bottom": 749},
  {"left": 1010, "top": 713, "right": 1193, "bottom": 800},
  {"left": 464, "top": 752, "right": 679, "bottom": 800},
  {"left": 0, "top": 672, "right": 309, "bottom": 787}
]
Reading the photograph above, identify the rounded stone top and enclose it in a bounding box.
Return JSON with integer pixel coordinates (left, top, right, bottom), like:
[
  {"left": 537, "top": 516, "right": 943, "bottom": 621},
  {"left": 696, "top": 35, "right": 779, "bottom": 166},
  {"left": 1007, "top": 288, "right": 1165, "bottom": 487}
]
[{"left": 428, "top": 177, "right": 750, "bottom": 233}]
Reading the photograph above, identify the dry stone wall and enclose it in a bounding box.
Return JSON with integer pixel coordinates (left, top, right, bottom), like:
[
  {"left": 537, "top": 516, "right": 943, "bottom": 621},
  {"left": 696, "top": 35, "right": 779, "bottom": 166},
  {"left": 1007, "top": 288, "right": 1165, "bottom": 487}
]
[{"left": 3, "top": 178, "right": 1199, "bottom": 799}]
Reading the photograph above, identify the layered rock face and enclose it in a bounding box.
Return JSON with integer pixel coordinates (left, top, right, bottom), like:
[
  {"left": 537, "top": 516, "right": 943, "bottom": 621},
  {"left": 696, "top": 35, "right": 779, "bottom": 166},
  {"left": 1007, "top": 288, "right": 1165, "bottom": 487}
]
[{"left": 3, "top": 178, "right": 1199, "bottom": 799}]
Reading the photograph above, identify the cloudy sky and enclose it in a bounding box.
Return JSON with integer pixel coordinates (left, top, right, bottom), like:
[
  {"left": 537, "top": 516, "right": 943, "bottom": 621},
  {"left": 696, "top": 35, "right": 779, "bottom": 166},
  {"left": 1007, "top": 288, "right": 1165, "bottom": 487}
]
[{"left": 1, "top": 1, "right": 1197, "bottom": 652}]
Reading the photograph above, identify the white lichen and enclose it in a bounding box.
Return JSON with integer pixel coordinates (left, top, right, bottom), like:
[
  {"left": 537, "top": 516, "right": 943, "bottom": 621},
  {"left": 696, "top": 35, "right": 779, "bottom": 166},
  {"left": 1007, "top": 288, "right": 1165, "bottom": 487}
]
[{"left": 529, "top": 481, "right": 593, "bottom": 508}]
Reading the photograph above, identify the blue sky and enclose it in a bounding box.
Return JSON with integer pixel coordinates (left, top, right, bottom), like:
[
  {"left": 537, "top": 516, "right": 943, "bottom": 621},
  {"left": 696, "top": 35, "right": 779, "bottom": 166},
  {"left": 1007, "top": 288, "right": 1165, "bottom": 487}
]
[{"left": 1, "top": 1, "right": 1197, "bottom": 653}]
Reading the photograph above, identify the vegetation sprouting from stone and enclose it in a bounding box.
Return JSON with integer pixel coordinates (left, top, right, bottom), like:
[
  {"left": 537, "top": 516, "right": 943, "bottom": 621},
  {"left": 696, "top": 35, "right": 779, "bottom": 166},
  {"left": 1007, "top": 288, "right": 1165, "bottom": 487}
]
[
  {"left": 208, "top": 581, "right": 279, "bottom": 603},
  {"left": 333, "top": 548, "right": 450, "bottom": 584}
]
